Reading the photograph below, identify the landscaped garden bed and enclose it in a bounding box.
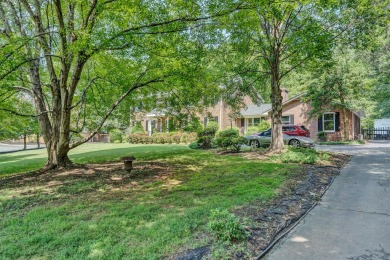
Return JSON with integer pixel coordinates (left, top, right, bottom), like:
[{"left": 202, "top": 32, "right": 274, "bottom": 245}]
[{"left": 0, "top": 144, "right": 349, "bottom": 259}]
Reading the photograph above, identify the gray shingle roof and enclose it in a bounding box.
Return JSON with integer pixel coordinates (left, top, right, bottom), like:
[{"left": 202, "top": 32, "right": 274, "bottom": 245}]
[{"left": 240, "top": 103, "right": 272, "bottom": 117}]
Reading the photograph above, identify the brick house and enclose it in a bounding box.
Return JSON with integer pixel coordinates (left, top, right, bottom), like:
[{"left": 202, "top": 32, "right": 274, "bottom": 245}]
[
  {"left": 131, "top": 89, "right": 363, "bottom": 140},
  {"left": 261, "top": 91, "right": 363, "bottom": 140}
]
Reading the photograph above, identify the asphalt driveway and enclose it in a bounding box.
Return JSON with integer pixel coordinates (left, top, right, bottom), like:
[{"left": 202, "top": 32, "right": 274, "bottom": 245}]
[
  {"left": 0, "top": 143, "right": 44, "bottom": 154},
  {"left": 265, "top": 141, "right": 390, "bottom": 260}
]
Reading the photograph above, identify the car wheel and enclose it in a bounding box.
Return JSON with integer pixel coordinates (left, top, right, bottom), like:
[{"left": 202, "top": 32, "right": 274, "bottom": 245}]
[
  {"left": 289, "top": 139, "right": 301, "bottom": 147},
  {"left": 250, "top": 140, "right": 260, "bottom": 148}
]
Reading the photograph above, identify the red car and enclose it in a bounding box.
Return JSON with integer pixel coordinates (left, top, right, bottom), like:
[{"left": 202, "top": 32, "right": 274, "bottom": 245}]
[{"left": 282, "top": 125, "right": 310, "bottom": 138}]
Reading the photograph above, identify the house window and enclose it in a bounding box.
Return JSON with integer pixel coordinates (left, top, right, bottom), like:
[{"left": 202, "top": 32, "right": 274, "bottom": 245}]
[
  {"left": 282, "top": 115, "right": 292, "bottom": 124},
  {"left": 323, "top": 113, "right": 335, "bottom": 132},
  {"left": 248, "top": 117, "right": 261, "bottom": 127}
]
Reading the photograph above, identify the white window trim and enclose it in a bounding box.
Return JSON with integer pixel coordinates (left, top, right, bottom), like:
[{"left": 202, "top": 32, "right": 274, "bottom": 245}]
[
  {"left": 281, "top": 115, "right": 292, "bottom": 124},
  {"left": 323, "top": 112, "right": 336, "bottom": 132}
]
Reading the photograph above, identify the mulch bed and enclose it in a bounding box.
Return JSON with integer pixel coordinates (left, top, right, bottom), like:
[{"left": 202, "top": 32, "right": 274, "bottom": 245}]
[{"left": 174, "top": 153, "right": 351, "bottom": 260}]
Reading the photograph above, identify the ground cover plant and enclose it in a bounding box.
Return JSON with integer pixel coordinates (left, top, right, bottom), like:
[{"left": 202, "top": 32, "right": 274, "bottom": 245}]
[
  {"left": 270, "top": 147, "right": 331, "bottom": 164},
  {"left": 0, "top": 144, "right": 296, "bottom": 259}
]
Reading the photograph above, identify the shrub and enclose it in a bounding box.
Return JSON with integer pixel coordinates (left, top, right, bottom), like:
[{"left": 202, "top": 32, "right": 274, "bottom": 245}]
[
  {"left": 258, "top": 120, "right": 271, "bottom": 132},
  {"left": 272, "top": 146, "right": 331, "bottom": 164},
  {"left": 153, "top": 133, "right": 170, "bottom": 144},
  {"left": 184, "top": 119, "right": 203, "bottom": 133},
  {"left": 170, "top": 132, "right": 181, "bottom": 144},
  {"left": 317, "top": 131, "right": 327, "bottom": 142},
  {"left": 196, "top": 122, "right": 218, "bottom": 149},
  {"left": 180, "top": 132, "right": 197, "bottom": 144},
  {"left": 246, "top": 121, "right": 270, "bottom": 135},
  {"left": 205, "top": 121, "right": 219, "bottom": 133},
  {"left": 128, "top": 131, "right": 197, "bottom": 145},
  {"left": 188, "top": 142, "right": 199, "bottom": 149},
  {"left": 215, "top": 129, "right": 246, "bottom": 151},
  {"left": 208, "top": 209, "right": 248, "bottom": 242},
  {"left": 246, "top": 126, "right": 260, "bottom": 136},
  {"left": 127, "top": 133, "right": 148, "bottom": 144},
  {"left": 109, "top": 129, "right": 123, "bottom": 143},
  {"left": 197, "top": 136, "right": 214, "bottom": 149},
  {"left": 131, "top": 122, "right": 146, "bottom": 134}
]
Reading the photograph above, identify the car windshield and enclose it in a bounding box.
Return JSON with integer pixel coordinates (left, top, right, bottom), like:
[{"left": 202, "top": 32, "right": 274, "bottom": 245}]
[
  {"left": 259, "top": 130, "right": 271, "bottom": 137},
  {"left": 300, "top": 126, "right": 308, "bottom": 131}
]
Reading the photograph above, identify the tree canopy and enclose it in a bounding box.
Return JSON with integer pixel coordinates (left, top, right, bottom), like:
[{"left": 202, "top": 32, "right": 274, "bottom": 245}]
[{"left": 0, "top": 0, "right": 388, "bottom": 169}]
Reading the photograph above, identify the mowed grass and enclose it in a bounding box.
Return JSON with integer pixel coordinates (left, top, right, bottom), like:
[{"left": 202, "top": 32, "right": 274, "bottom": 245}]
[
  {"left": 0, "top": 143, "right": 190, "bottom": 176},
  {"left": 0, "top": 144, "right": 296, "bottom": 259}
]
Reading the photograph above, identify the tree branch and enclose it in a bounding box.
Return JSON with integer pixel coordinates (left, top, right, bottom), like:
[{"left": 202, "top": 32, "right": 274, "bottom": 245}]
[{"left": 69, "top": 73, "right": 167, "bottom": 149}]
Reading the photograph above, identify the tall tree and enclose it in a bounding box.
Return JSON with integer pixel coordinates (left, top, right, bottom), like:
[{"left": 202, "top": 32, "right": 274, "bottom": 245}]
[
  {"left": 306, "top": 49, "right": 372, "bottom": 140},
  {"left": 369, "top": 26, "right": 390, "bottom": 119},
  {"left": 0, "top": 94, "right": 40, "bottom": 148},
  {"left": 218, "top": 0, "right": 384, "bottom": 151},
  {"left": 0, "top": 0, "right": 242, "bottom": 169}
]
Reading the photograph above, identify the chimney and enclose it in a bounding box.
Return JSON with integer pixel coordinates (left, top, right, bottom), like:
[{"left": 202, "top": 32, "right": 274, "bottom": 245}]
[{"left": 281, "top": 88, "right": 289, "bottom": 102}]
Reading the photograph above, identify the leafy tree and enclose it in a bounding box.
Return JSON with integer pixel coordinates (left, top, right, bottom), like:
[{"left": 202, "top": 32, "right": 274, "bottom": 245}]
[
  {"left": 216, "top": 0, "right": 385, "bottom": 151},
  {"left": 368, "top": 26, "right": 390, "bottom": 119},
  {"left": 0, "top": 94, "right": 40, "bottom": 148},
  {"left": 0, "top": 0, "right": 242, "bottom": 169},
  {"left": 305, "top": 49, "right": 372, "bottom": 140}
]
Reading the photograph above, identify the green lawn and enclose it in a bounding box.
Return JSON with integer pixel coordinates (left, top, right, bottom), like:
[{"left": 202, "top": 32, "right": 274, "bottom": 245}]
[
  {"left": 0, "top": 143, "right": 191, "bottom": 176},
  {"left": 0, "top": 144, "right": 297, "bottom": 259}
]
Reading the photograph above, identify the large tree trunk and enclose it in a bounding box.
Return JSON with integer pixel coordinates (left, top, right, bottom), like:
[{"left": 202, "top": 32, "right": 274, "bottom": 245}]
[
  {"left": 269, "top": 39, "right": 284, "bottom": 152},
  {"left": 339, "top": 87, "right": 348, "bottom": 141},
  {"left": 45, "top": 140, "right": 72, "bottom": 169},
  {"left": 23, "top": 132, "right": 27, "bottom": 150},
  {"left": 270, "top": 75, "right": 284, "bottom": 152},
  {"left": 342, "top": 107, "right": 348, "bottom": 141}
]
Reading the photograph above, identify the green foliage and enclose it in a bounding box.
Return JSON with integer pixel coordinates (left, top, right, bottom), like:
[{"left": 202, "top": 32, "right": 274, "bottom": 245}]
[
  {"left": 216, "top": 128, "right": 239, "bottom": 138},
  {"left": 131, "top": 122, "right": 146, "bottom": 134},
  {"left": 205, "top": 121, "right": 219, "bottom": 133},
  {"left": 127, "top": 132, "right": 196, "bottom": 145},
  {"left": 215, "top": 129, "right": 246, "bottom": 152},
  {"left": 0, "top": 95, "right": 40, "bottom": 141},
  {"left": 70, "top": 133, "right": 84, "bottom": 144},
  {"left": 109, "top": 129, "right": 123, "bottom": 143},
  {"left": 208, "top": 209, "right": 248, "bottom": 242},
  {"left": 246, "top": 121, "right": 270, "bottom": 135},
  {"left": 188, "top": 142, "right": 200, "bottom": 149},
  {"left": 368, "top": 26, "right": 390, "bottom": 120},
  {"left": 195, "top": 121, "right": 218, "bottom": 149},
  {"left": 317, "top": 131, "right": 328, "bottom": 142},
  {"left": 183, "top": 118, "right": 203, "bottom": 133},
  {"left": 305, "top": 49, "right": 372, "bottom": 117},
  {"left": 271, "top": 147, "right": 331, "bottom": 165}
]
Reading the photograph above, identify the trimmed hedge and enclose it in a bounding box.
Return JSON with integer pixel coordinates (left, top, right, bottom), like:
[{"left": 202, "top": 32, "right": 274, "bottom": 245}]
[
  {"left": 196, "top": 122, "right": 218, "bottom": 149},
  {"left": 127, "top": 132, "right": 196, "bottom": 144},
  {"left": 215, "top": 129, "right": 246, "bottom": 151}
]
